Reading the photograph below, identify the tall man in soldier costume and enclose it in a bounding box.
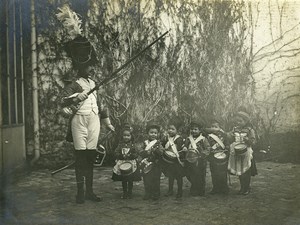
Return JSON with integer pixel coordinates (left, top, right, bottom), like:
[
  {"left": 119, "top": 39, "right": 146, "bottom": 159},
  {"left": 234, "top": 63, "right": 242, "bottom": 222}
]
[
  {"left": 60, "top": 35, "right": 115, "bottom": 204},
  {"left": 57, "top": 5, "right": 115, "bottom": 203}
]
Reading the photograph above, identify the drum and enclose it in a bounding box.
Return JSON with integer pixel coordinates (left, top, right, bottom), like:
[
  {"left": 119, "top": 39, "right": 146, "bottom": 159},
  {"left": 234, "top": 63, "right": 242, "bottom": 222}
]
[
  {"left": 234, "top": 143, "right": 248, "bottom": 155},
  {"left": 143, "top": 162, "right": 153, "bottom": 174},
  {"left": 186, "top": 149, "right": 199, "bottom": 163},
  {"left": 119, "top": 162, "right": 133, "bottom": 176},
  {"left": 94, "top": 144, "right": 106, "bottom": 167},
  {"left": 162, "top": 150, "right": 177, "bottom": 164},
  {"left": 141, "top": 159, "right": 153, "bottom": 174},
  {"left": 213, "top": 152, "right": 227, "bottom": 165}
]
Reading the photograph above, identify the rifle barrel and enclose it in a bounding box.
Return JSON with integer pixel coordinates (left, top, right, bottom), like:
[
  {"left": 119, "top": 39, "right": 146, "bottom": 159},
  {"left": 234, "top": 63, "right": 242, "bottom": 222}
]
[{"left": 87, "top": 30, "right": 169, "bottom": 95}]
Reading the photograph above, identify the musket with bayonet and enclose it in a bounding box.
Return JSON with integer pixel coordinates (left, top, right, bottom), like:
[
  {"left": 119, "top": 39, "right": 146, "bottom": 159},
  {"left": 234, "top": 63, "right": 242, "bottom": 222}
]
[{"left": 62, "top": 30, "right": 169, "bottom": 115}]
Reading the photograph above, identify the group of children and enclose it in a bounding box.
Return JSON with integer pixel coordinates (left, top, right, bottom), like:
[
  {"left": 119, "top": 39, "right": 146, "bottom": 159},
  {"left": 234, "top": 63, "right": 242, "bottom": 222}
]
[{"left": 112, "top": 110, "right": 257, "bottom": 200}]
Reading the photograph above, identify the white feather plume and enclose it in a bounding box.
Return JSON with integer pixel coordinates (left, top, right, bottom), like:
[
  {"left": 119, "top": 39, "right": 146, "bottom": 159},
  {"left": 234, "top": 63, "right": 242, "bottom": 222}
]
[{"left": 56, "top": 5, "right": 82, "bottom": 38}]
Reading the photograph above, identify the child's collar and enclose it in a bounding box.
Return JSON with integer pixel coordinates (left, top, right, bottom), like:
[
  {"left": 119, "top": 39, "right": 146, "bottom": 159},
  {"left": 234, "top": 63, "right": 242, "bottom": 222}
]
[
  {"left": 147, "top": 138, "right": 157, "bottom": 142},
  {"left": 192, "top": 133, "right": 202, "bottom": 139}
]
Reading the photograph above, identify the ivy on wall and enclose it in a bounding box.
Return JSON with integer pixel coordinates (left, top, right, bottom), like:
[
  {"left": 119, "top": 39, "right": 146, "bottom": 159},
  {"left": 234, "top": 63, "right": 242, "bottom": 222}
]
[{"left": 25, "top": 0, "right": 258, "bottom": 167}]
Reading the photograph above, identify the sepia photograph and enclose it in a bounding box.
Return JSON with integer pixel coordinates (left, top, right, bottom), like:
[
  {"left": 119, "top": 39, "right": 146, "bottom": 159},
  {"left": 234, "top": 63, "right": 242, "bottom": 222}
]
[{"left": 0, "top": 0, "right": 299, "bottom": 224}]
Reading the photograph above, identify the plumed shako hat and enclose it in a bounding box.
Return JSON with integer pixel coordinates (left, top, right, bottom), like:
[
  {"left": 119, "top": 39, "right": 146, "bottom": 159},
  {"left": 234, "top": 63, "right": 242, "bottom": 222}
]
[{"left": 56, "top": 5, "right": 98, "bottom": 69}]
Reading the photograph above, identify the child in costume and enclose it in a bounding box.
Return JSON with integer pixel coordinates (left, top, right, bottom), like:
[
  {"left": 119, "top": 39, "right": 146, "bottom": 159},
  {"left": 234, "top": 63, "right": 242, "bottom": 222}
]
[
  {"left": 206, "top": 120, "right": 229, "bottom": 195},
  {"left": 161, "top": 121, "right": 185, "bottom": 199},
  {"left": 112, "top": 125, "right": 141, "bottom": 199},
  {"left": 224, "top": 110, "right": 258, "bottom": 195},
  {"left": 139, "top": 124, "right": 163, "bottom": 200},
  {"left": 183, "top": 120, "right": 210, "bottom": 196}
]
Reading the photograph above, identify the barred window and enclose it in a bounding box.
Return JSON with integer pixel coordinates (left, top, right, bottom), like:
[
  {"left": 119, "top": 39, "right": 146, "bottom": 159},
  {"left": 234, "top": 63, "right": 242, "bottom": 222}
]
[{"left": 0, "top": 0, "right": 24, "bottom": 126}]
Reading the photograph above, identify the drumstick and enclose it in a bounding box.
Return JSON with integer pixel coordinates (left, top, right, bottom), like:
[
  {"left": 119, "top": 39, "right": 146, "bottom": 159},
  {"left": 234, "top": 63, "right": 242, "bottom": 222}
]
[
  {"left": 51, "top": 162, "right": 75, "bottom": 175},
  {"left": 51, "top": 131, "right": 113, "bottom": 175},
  {"left": 177, "top": 149, "right": 186, "bottom": 153}
]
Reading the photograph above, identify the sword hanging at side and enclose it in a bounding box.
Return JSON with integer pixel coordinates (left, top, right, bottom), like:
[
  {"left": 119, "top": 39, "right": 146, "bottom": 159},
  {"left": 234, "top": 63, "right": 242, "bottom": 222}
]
[{"left": 63, "top": 30, "right": 169, "bottom": 114}]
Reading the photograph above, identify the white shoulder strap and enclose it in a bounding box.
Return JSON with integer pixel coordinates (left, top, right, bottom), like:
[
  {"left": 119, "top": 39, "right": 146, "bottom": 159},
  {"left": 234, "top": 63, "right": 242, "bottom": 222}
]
[
  {"left": 165, "top": 135, "right": 179, "bottom": 148},
  {"left": 188, "top": 135, "right": 204, "bottom": 150},
  {"left": 145, "top": 140, "right": 157, "bottom": 151},
  {"left": 168, "top": 135, "right": 180, "bottom": 156},
  {"left": 208, "top": 134, "right": 225, "bottom": 149}
]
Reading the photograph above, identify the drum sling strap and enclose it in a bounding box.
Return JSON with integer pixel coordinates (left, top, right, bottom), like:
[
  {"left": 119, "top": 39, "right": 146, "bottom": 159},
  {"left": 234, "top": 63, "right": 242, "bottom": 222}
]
[
  {"left": 145, "top": 140, "right": 158, "bottom": 151},
  {"left": 141, "top": 140, "right": 158, "bottom": 165},
  {"left": 166, "top": 135, "right": 184, "bottom": 166},
  {"left": 188, "top": 135, "right": 204, "bottom": 152},
  {"left": 208, "top": 134, "right": 225, "bottom": 150},
  {"left": 187, "top": 135, "right": 204, "bottom": 166},
  {"left": 142, "top": 140, "right": 158, "bottom": 161}
]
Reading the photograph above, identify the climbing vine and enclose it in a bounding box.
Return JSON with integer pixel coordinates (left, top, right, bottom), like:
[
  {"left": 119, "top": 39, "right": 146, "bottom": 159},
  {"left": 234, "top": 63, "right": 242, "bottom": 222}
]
[{"left": 26, "top": 0, "right": 258, "bottom": 167}]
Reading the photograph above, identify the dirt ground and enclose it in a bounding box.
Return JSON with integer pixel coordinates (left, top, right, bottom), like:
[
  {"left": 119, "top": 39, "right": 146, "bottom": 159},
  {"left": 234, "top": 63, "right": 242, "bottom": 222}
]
[{"left": 1, "top": 161, "right": 300, "bottom": 225}]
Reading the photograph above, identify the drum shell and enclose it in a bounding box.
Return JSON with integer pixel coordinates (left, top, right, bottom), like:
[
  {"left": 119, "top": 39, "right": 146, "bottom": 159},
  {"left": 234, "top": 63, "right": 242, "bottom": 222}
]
[
  {"left": 119, "top": 162, "right": 133, "bottom": 176},
  {"left": 143, "top": 163, "right": 153, "bottom": 174},
  {"left": 186, "top": 149, "right": 199, "bottom": 164},
  {"left": 141, "top": 159, "right": 153, "bottom": 174},
  {"left": 213, "top": 152, "right": 228, "bottom": 165},
  {"left": 162, "top": 151, "right": 177, "bottom": 164},
  {"left": 234, "top": 143, "right": 248, "bottom": 155}
]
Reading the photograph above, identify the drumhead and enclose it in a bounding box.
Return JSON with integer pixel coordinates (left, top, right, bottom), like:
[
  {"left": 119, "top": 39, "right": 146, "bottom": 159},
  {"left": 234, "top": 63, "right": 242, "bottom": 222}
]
[
  {"left": 214, "top": 152, "right": 226, "bottom": 159},
  {"left": 119, "top": 162, "right": 132, "bottom": 171},
  {"left": 234, "top": 143, "right": 247, "bottom": 150},
  {"left": 164, "top": 151, "right": 176, "bottom": 158},
  {"left": 186, "top": 149, "right": 199, "bottom": 163}
]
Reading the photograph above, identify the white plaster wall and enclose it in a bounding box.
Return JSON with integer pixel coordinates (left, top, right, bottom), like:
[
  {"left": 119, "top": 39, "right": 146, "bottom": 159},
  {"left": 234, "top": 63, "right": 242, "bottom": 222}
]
[{"left": 251, "top": 0, "right": 300, "bottom": 132}]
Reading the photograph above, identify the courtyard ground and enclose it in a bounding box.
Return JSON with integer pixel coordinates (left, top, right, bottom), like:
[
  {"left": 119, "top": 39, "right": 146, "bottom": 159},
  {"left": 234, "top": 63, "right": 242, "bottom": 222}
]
[{"left": 1, "top": 161, "right": 300, "bottom": 225}]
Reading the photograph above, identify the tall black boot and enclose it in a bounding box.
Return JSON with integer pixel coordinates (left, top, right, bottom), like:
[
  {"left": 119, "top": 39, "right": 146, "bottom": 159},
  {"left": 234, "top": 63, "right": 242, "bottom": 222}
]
[
  {"left": 85, "top": 150, "right": 101, "bottom": 202},
  {"left": 76, "top": 180, "right": 85, "bottom": 204},
  {"left": 75, "top": 151, "right": 85, "bottom": 204}
]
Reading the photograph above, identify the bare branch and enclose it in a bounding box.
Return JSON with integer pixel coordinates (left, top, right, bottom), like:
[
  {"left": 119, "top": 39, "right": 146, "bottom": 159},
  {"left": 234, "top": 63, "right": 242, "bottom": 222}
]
[
  {"left": 282, "top": 94, "right": 300, "bottom": 101},
  {"left": 254, "top": 35, "right": 300, "bottom": 62},
  {"left": 102, "top": 94, "right": 128, "bottom": 110},
  {"left": 253, "top": 22, "right": 300, "bottom": 58},
  {"left": 142, "top": 90, "right": 164, "bottom": 123},
  {"left": 268, "top": 0, "right": 275, "bottom": 48}
]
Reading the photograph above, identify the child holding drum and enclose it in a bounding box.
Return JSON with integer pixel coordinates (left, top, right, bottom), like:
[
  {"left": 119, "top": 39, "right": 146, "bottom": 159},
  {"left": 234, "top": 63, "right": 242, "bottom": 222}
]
[
  {"left": 112, "top": 124, "right": 141, "bottom": 199},
  {"left": 206, "top": 120, "right": 229, "bottom": 195},
  {"left": 183, "top": 120, "right": 210, "bottom": 196},
  {"left": 222, "top": 110, "right": 258, "bottom": 195},
  {"left": 139, "top": 123, "right": 163, "bottom": 201},
  {"left": 161, "top": 120, "right": 185, "bottom": 199}
]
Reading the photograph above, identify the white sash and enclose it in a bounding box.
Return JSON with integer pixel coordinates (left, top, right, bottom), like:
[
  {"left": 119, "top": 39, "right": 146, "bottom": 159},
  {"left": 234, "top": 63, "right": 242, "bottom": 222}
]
[
  {"left": 208, "top": 134, "right": 225, "bottom": 149},
  {"left": 165, "top": 135, "right": 179, "bottom": 149},
  {"left": 165, "top": 135, "right": 184, "bottom": 166},
  {"left": 188, "top": 135, "right": 204, "bottom": 150},
  {"left": 166, "top": 135, "right": 180, "bottom": 156},
  {"left": 145, "top": 140, "right": 158, "bottom": 151}
]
